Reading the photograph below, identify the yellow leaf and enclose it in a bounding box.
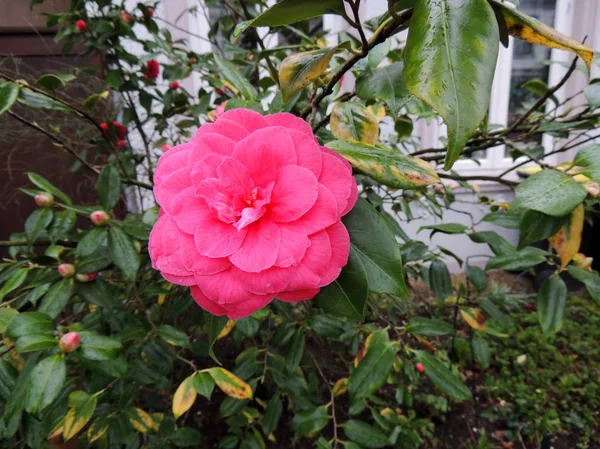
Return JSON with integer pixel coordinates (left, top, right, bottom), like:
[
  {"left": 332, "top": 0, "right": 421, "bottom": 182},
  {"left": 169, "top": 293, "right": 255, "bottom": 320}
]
[
  {"left": 173, "top": 375, "right": 197, "bottom": 419},
  {"left": 549, "top": 204, "right": 584, "bottom": 269},
  {"left": 217, "top": 320, "right": 236, "bottom": 340},
  {"left": 87, "top": 419, "right": 109, "bottom": 443},
  {"left": 49, "top": 417, "right": 65, "bottom": 439},
  {"left": 492, "top": 0, "right": 594, "bottom": 69},
  {"left": 330, "top": 102, "right": 379, "bottom": 145},
  {"left": 332, "top": 378, "right": 348, "bottom": 397},
  {"left": 573, "top": 253, "right": 594, "bottom": 271},
  {"left": 460, "top": 308, "right": 486, "bottom": 331},
  {"left": 367, "top": 103, "right": 386, "bottom": 123},
  {"left": 205, "top": 367, "right": 253, "bottom": 400},
  {"left": 279, "top": 47, "right": 338, "bottom": 103},
  {"left": 354, "top": 331, "right": 376, "bottom": 367},
  {"left": 63, "top": 393, "right": 97, "bottom": 441},
  {"left": 158, "top": 283, "right": 172, "bottom": 306},
  {"left": 82, "top": 90, "right": 109, "bottom": 110},
  {"left": 127, "top": 407, "right": 159, "bottom": 433}
]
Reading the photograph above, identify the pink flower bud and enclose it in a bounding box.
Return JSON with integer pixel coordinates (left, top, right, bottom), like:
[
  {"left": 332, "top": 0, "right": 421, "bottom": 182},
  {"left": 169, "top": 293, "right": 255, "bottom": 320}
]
[
  {"left": 35, "top": 193, "right": 54, "bottom": 207},
  {"left": 120, "top": 11, "right": 132, "bottom": 24},
  {"left": 59, "top": 332, "right": 80, "bottom": 353},
  {"left": 75, "top": 273, "right": 97, "bottom": 283},
  {"left": 416, "top": 363, "right": 425, "bottom": 373},
  {"left": 76, "top": 20, "right": 88, "bottom": 33},
  {"left": 58, "top": 263, "right": 75, "bottom": 278},
  {"left": 90, "top": 210, "right": 110, "bottom": 226},
  {"left": 171, "top": 80, "right": 179, "bottom": 90},
  {"left": 147, "top": 7, "right": 154, "bottom": 17},
  {"left": 161, "top": 144, "right": 172, "bottom": 152},
  {"left": 586, "top": 182, "right": 600, "bottom": 199}
]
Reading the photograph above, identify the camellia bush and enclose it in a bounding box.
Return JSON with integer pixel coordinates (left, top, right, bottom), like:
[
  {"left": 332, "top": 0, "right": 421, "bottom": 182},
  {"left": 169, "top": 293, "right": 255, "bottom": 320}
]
[{"left": 0, "top": 0, "right": 599, "bottom": 448}]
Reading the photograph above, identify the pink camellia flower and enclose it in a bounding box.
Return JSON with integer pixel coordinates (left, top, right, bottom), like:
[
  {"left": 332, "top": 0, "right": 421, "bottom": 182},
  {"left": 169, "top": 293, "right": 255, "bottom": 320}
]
[
  {"left": 59, "top": 332, "right": 81, "bottom": 353},
  {"left": 149, "top": 109, "right": 358, "bottom": 319}
]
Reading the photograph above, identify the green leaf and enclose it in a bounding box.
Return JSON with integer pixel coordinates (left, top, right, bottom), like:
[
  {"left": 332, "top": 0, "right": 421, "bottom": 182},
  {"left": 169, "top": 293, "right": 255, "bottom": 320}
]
[
  {"left": 356, "top": 62, "right": 410, "bottom": 115},
  {"left": 18, "top": 88, "right": 72, "bottom": 111},
  {"left": 214, "top": 55, "right": 257, "bottom": 101},
  {"left": 292, "top": 406, "right": 329, "bottom": 437},
  {"left": 38, "top": 278, "right": 73, "bottom": 319},
  {"left": 517, "top": 210, "right": 568, "bottom": 249},
  {"left": 486, "top": 247, "right": 548, "bottom": 271},
  {"left": 472, "top": 337, "right": 490, "bottom": 369},
  {"left": 0, "top": 308, "right": 18, "bottom": 333},
  {"left": 36, "top": 74, "right": 76, "bottom": 91},
  {"left": 327, "top": 140, "right": 439, "bottom": 189},
  {"left": 77, "top": 248, "right": 112, "bottom": 274},
  {"left": 24, "top": 354, "right": 66, "bottom": 413},
  {"left": 490, "top": 0, "right": 594, "bottom": 69},
  {"left": 566, "top": 266, "right": 600, "bottom": 303},
  {"left": 193, "top": 372, "right": 215, "bottom": 400},
  {"left": 96, "top": 165, "right": 122, "bottom": 210},
  {"left": 414, "top": 351, "right": 472, "bottom": 401},
  {"left": 343, "top": 420, "right": 390, "bottom": 448},
  {"left": 25, "top": 208, "right": 53, "bottom": 244},
  {"left": 419, "top": 223, "right": 468, "bottom": 236},
  {"left": 285, "top": 330, "right": 305, "bottom": 370},
  {"left": 207, "top": 314, "right": 229, "bottom": 365},
  {"left": 171, "top": 428, "right": 203, "bottom": 447},
  {"left": 262, "top": 394, "right": 282, "bottom": 435},
  {"left": 429, "top": 260, "right": 452, "bottom": 303},
  {"left": 330, "top": 102, "right": 380, "bottom": 145},
  {"left": 348, "top": 329, "right": 396, "bottom": 401},
  {"left": 48, "top": 210, "right": 76, "bottom": 243},
  {"left": 279, "top": 46, "right": 338, "bottom": 103},
  {"left": 406, "top": 317, "right": 454, "bottom": 336},
  {"left": 6, "top": 312, "right": 54, "bottom": 338},
  {"left": 79, "top": 331, "right": 122, "bottom": 360},
  {"left": 466, "top": 264, "right": 488, "bottom": 291},
  {"left": 15, "top": 333, "right": 56, "bottom": 353},
  {"left": 157, "top": 325, "right": 190, "bottom": 347},
  {"left": 27, "top": 173, "right": 71, "bottom": 204},
  {"left": 77, "top": 227, "right": 107, "bottom": 257},
  {"left": 82, "top": 90, "right": 109, "bottom": 110},
  {"left": 0, "top": 82, "right": 19, "bottom": 115},
  {"left": 0, "top": 359, "right": 17, "bottom": 401},
  {"left": 584, "top": 84, "right": 600, "bottom": 109},
  {"left": 344, "top": 197, "right": 409, "bottom": 297},
  {"left": 313, "top": 247, "right": 369, "bottom": 320},
  {"left": 469, "top": 231, "right": 516, "bottom": 256},
  {"left": 0, "top": 268, "right": 28, "bottom": 301},
  {"left": 107, "top": 227, "right": 140, "bottom": 280},
  {"left": 404, "top": 0, "right": 499, "bottom": 170},
  {"left": 573, "top": 144, "right": 600, "bottom": 182},
  {"left": 63, "top": 391, "right": 97, "bottom": 441},
  {"left": 514, "top": 170, "right": 587, "bottom": 217},
  {"left": 537, "top": 273, "right": 567, "bottom": 334},
  {"left": 249, "top": 0, "right": 345, "bottom": 27}
]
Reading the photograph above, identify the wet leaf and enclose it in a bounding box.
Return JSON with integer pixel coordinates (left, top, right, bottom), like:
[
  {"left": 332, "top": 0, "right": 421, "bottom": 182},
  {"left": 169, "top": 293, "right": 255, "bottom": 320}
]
[
  {"left": 330, "top": 102, "right": 379, "bottom": 145},
  {"left": 280, "top": 47, "right": 338, "bottom": 103}
]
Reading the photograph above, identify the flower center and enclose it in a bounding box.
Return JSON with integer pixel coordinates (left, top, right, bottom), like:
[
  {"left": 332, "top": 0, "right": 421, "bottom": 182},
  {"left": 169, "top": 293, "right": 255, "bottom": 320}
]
[{"left": 230, "top": 183, "right": 274, "bottom": 231}]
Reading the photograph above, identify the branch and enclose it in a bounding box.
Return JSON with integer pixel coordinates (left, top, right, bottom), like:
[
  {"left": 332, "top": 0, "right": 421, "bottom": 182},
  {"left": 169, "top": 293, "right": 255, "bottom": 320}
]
[{"left": 438, "top": 173, "right": 518, "bottom": 187}]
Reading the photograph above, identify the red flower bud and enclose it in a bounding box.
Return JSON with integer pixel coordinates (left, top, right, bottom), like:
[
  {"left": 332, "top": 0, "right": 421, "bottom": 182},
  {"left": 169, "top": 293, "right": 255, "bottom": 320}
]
[
  {"left": 215, "top": 88, "right": 226, "bottom": 96},
  {"left": 58, "top": 263, "right": 76, "bottom": 278},
  {"left": 144, "top": 60, "right": 160, "bottom": 80},
  {"left": 35, "top": 193, "right": 54, "bottom": 207},
  {"left": 76, "top": 20, "right": 88, "bottom": 33},
  {"left": 416, "top": 363, "right": 425, "bottom": 373},
  {"left": 76, "top": 273, "right": 97, "bottom": 283},
  {"left": 147, "top": 7, "right": 154, "bottom": 17},
  {"left": 100, "top": 122, "right": 109, "bottom": 132},
  {"left": 90, "top": 210, "right": 110, "bottom": 226},
  {"left": 189, "top": 57, "right": 197, "bottom": 64},
  {"left": 120, "top": 11, "right": 132, "bottom": 24},
  {"left": 170, "top": 80, "right": 179, "bottom": 90},
  {"left": 59, "top": 332, "right": 81, "bottom": 353},
  {"left": 118, "top": 140, "right": 127, "bottom": 148}
]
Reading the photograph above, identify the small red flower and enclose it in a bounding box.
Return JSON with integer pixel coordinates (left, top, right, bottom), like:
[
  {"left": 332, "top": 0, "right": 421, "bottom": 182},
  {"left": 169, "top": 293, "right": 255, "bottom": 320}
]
[
  {"left": 416, "top": 363, "right": 425, "bottom": 373},
  {"left": 147, "top": 7, "right": 154, "bottom": 17},
  {"left": 112, "top": 122, "right": 127, "bottom": 139},
  {"left": 58, "top": 264, "right": 76, "bottom": 278},
  {"left": 120, "top": 11, "right": 132, "bottom": 24},
  {"left": 76, "top": 272, "right": 97, "bottom": 283},
  {"left": 90, "top": 210, "right": 110, "bottom": 226},
  {"left": 59, "top": 332, "right": 81, "bottom": 353},
  {"left": 118, "top": 140, "right": 127, "bottom": 148},
  {"left": 145, "top": 60, "right": 160, "bottom": 80},
  {"left": 76, "top": 20, "right": 88, "bottom": 32},
  {"left": 100, "top": 122, "right": 109, "bottom": 132},
  {"left": 170, "top": 80, "right": 179, "bottom": 90},
  {"left": 35, "top": 193, "right": 54, "bottom": 207}
]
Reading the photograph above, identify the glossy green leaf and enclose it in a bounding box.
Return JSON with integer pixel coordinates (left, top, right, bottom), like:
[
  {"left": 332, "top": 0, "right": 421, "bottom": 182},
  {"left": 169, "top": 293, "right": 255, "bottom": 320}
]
[
  {"left": 486, "top": 247, "right": 548, "bottom": 271},
  {"left": 157, "top": 325, "right": 190, "bottom": 347},
  {"left": 537, "top": 274, "right": 567, "bottom": 334},
  {"left": 0, "top": 359, "right": 17, "bottom": 401},
  {"left": 518, "top": 210, "right": 568, "bottom": 249},
  {"left": 356, "top": 62, "right": 410, "bottom": 115},
  {"left": 171, "top": 427, "right": 202, "bottom": 447},
  {"left": 327, "top": 140, "right": 439, "bottom": 189},
  {"left": 96, "top": 165, "right": 122, "bottom": 210},
  {"left": 48, "top": 210, "right": 76, "bottom": 243},
  {"left": 214, "top": 55, "right": 257, "bottom": 101},
  {"left": 24, "top": 354, "right": 66, "bottom": 413},
  {"left": 207, "top": 314, "right": 229, "bottom": 364},
  {"left": 566, "top": 266, "right": 600, "bottom": 303},
  {"left": 314, "top": 247, "right": 368, "bottom": 320},
  {"left": 38, "top": 278, "right": 73, "bottom": 319},
  {"left": 292, "top": 406, "right": 329, "bottom": 437},
  {"left": 472, "top": 337, "right": 490, "bottom": 369},
  {"left": 77, "top": 248, "right": 112, "bottom": 274},
  {"left": 468, "top": 231, "right": 516, "bottom": 256},
  {"left": 419, "top": 223, "right": 468, "bottom": 236},
  {"left": 27, "top": 172, "right": 71, "bottom": 204},
  {"left": 348, "top": 329, "right": 396, "bottom": 400},
  {"left": 6, "top": 312, "right": 54, "bottom": 338},
  {"left": 15, "top": 333, "right": 56, "bottom": 353},
  {"left": 406, "top": 317, "right": 454, "bottom": 336},
  {"left": 107, "top": 227, "right": 140, "bottom": 280},
  {"left": 249, "top": 0, "right": 345, "bottom": 27},
  {"left": 0, "top": 308, "right": 18, "bottom": 334},
  {"left": 573, "top": 144, "right": 600, "bottom": 182},
  {"left": 414, "top": 351, "right": 472, "bottom": 401},
  {"left": 330, "top": 102, "right": 380, "bottom": 145},
  {"left": 77, "top": 227, "right": 107, "bottom": 257},
  {"left": 404, "top": 0, "right": 499, "bottom": 169},
  {"left": 490, "top": 0, "right": 594, "bottom": 69},
  {"left": 285, "top": 330, "right": 305, "bottom": 370},
  {"left": 193, "top": 372, "right": 215, "bottom": 400},
  {"left": 262, "top": 394, "right": 282, "bottom": 435},
  {"left": 79, "top": 331, "right": 122, "bottom": 360},
  {"left": 343, "top": 420, "right": 390, "bottom": 448},
  {"left": 429, "top": 260, "right": 452, "bottom": 303},
  {"left": 18, "top": 88, "right": 71, "bottom": 111},
  {"left": 466, "top": 264, "right": 488, "bottom": 291},
  {"left": 36, "top": 74, "right": 76, "bottom": 91},
  {"left": 514, "top": 170, "right": 587, "bottom": 217},
  {"left": 25, "top": 208, "right": 53, "bottom": 244},
  {"left": 280, "top": 47, "right": 337, "bottom": 103},
  {"left": 0, "top": 82, "right": 19, "bottom": 115},
  {"left": 584, "top": 84, "right": 600, "bottom": 109},
  {"left": 0, "top": 268, "right": 28, "bottom": 301}
]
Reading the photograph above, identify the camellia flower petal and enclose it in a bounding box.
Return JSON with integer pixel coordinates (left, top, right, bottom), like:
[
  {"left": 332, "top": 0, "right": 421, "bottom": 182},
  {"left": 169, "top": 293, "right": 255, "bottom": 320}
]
[{"left": 149, "top": 108, "right": 358, "bottom": 319}]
